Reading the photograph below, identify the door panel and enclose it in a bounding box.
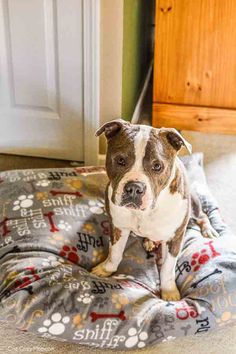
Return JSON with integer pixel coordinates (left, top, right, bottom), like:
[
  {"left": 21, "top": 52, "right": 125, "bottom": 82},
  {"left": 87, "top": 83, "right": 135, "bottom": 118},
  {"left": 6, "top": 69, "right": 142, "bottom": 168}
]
[{"left": 0, "top": 0, "right": 84, "bottom": 160}]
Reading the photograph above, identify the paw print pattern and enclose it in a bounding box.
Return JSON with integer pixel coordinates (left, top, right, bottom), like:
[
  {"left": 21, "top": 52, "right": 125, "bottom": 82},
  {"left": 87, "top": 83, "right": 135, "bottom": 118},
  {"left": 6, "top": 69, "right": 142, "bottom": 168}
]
[
  {"left": 13, "top": 195, "right": 34, "bottom": 211},
  {"left": 38, "top": 312, "right": 70, "bottom": 335},
  {"left": 64, "top": 178, "right": 83, "bottom": 190},
  {"left": 88, "top": 200, "right": 104, "bottom": 215},
  {"left": 216, "top": 311, "right": 236, "bottom": 327},
  {"left": 36, "top": 180, "right": 50, "bottom": 187},
  {"left": 73, "top": 313, "right": 87, "bottom": 329},
  {"left": 77, "top": 293, "right": 94, "bottom": 304},
  {"left": 92, "top": 249, "right": 106, "bottom": 263},
  {"left": 49, "top": 233, "right": 71, "bottom": 247},
  {"left": 82, "top": 222, "right": 96, "bottom": 234},
  {"left": 191, "top": 249, "right": 210, "bottom": 271},
  {"left": 58, "top": 220, "right": 72, "bottom": 231},
  {"left": 59, "top": 245, "right": 79, "bottom": 264},
  {"left": 42, "top": 255, "right": 64, "bottom": 268},
  {"left": 36, "top": 192, "right": 48, "bottom": 201},
  {"left": 125, "top": 327, "right": 148, "bottom": 348},
  {"left": 112, "top": 293, "right": 129, "bottom": 309}
]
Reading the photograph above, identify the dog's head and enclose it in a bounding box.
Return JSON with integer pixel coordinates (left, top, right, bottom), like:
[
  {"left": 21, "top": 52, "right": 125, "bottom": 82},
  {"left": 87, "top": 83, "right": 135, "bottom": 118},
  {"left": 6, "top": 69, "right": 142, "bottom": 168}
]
[{"left": 96, "top": 119, "right": 191, "bottom": 211}]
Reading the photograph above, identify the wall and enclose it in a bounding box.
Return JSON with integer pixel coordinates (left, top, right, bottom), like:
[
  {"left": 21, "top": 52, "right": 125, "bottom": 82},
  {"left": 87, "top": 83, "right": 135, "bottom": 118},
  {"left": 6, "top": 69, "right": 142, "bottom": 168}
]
[
  {"left": 99, "top": 0, "right": 155, "bottom": 154},
  {"left": 99, "top": 0, "right": 124, "bottom": 154},
  {"left": 121, "top": 0, "right": 155, "bottom": 120}
]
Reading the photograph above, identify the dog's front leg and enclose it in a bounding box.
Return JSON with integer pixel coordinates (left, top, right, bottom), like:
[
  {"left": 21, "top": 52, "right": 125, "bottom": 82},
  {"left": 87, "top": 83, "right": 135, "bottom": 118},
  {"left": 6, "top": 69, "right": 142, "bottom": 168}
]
[
  {"left": 160, "top": 242, "right": 181, "bottom": 301},
  {"left": 91, "top": 228, "right": 130, "bottom": 277},
  {"left": 160, "top": 210, "right": 189, "bottom": 301}
]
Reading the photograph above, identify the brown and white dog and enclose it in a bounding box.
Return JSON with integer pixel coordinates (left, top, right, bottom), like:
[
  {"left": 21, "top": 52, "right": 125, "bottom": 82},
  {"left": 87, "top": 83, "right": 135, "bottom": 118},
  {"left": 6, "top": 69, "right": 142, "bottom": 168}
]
[{"left": 91, "top": 119, "right": 218, "bottom": 301}]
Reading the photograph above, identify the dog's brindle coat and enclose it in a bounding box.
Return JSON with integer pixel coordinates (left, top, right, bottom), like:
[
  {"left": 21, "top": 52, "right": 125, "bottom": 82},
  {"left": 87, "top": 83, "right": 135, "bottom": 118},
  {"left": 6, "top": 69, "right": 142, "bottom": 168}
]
[{"left": 91, "top": 119, "right": 218, "bottom": 301}]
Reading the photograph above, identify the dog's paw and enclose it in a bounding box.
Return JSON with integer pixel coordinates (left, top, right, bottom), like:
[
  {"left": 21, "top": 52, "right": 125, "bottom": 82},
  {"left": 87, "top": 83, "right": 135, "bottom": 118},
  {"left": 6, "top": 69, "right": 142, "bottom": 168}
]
[
  {"left": 143, "top": 238, "right": 156, "bottom": 252},
  {"left": 91, "top": 262, "right": 114, "bottom": 278},
  {"left": 161, "top": 286, "right": 181, "bottom": 301},
  {"left": 197, "top": 217, "right": 219, "bottom": 239},
  {"left": 201, "top": 224, "right": 219, "bottom": 239}
]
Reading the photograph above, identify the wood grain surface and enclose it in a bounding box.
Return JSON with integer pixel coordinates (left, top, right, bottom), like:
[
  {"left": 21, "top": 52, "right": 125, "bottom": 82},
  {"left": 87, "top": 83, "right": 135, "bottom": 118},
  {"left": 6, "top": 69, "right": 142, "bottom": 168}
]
[
  {"left": 153, "top": 103, "right": 236, "bottom": 134},
  {"left": 153, "top": 0, "right": 236, "bottom": 109}
]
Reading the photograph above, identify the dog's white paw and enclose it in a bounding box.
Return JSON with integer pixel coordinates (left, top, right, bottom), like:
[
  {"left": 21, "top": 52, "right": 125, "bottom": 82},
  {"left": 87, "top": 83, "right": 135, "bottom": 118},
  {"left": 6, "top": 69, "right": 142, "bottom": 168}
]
[
  {"left": 202, "top": 224, "right": 219, "bottom": 239},
  {"left": 91, "top": 262, "right": 114, "bottom": 278},
  {"left": 143, "top": 238, "right": 156, "bottom": 252},
  {"left": 161, "top": 286, "right": 181, "bottom": 301},
  {"left": 197, "top": 217, "right": 219, "bottom": 239}
]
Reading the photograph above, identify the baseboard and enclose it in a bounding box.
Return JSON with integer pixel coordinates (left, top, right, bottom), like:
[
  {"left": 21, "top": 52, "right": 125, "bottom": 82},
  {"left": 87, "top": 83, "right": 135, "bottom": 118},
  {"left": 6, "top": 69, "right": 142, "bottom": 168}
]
[{"left": 131, "top": 60, "right": 153, "bottom": 124}]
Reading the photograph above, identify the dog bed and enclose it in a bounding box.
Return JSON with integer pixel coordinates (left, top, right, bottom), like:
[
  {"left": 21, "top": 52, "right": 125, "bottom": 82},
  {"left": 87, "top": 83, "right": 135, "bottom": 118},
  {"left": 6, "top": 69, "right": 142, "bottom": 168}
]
[{"left": 0, "top": 153, "right": 235, "bottom": 350}]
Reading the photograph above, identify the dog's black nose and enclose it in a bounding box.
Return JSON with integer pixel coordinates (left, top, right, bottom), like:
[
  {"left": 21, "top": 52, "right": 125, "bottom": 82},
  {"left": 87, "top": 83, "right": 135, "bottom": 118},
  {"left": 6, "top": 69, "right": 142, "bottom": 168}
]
[{"left": 124, "top": 181, "right": 145, "bottom": 198}]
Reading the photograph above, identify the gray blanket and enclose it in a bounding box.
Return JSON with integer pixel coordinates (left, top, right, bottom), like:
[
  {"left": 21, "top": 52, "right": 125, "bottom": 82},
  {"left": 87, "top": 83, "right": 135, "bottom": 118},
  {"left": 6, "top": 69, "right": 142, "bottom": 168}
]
[{"left": 0, "top": 154, "right": 235, "bottom": 350}]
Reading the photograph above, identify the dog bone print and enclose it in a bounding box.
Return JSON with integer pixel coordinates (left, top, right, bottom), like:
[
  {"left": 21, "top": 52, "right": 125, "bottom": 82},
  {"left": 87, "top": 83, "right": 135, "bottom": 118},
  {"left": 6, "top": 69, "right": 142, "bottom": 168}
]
[
  {"left": 50, "top": 190, "right": 82, "bottom": 197},
  {"left": 0, "top": 217, "right": 11, "bottom": 237},
  {"left": 181, "top": 324, "right": 191, "bottom": 336},
  {"left": 191, "top": 268, "right": 222, "bottom": 289},
  {"left": 204, "top": 240, "right": 221, "bottom": 258},
  {"left": 44, "top": 211, "right": 59, "bottom": 232},
  {"left": 90, "top": 310, "right": 126, "bottom": 322}
]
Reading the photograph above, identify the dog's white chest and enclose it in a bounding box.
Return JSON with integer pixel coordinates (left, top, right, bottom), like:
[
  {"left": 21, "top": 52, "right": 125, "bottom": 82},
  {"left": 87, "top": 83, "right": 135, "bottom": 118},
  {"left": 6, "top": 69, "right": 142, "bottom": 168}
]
[{"left": 109, "top": 185, "right": 188, "bottom": 241}]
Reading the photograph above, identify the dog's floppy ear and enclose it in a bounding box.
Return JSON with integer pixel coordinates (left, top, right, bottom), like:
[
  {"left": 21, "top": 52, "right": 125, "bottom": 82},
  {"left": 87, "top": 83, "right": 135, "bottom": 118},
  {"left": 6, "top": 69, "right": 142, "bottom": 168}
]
[
  {"left": 95, "top": 119, "right": 126, "bottom": 139},
  {"left": 159, "top": 128, "right": 192, "bottom": 154}
]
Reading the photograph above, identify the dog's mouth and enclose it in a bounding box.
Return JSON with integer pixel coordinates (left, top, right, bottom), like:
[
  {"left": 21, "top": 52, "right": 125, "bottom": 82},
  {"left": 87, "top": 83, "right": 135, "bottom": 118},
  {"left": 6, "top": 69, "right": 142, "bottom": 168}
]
[
  {"left": 123, "top": 202, "right": 139, "bottom": 209},
  {"left": 119, "top": 200, "right": 144, "bottom": 210}
]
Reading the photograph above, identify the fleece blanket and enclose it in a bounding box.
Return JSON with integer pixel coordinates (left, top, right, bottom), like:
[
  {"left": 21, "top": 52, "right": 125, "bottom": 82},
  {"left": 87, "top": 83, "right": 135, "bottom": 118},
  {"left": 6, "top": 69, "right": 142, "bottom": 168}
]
[{"left": 0, "top": 154, "right": 235, "bottom": 350}]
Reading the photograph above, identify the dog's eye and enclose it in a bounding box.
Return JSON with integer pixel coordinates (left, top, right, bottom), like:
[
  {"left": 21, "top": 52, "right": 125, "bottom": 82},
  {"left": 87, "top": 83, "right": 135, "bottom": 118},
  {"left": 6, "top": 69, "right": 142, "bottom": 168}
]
[
  {"left": 152, "top": 161, "right": 162, "bottom": 172},
  {"left": 116, "top": 156, "right": 126, "bottom": 166}
]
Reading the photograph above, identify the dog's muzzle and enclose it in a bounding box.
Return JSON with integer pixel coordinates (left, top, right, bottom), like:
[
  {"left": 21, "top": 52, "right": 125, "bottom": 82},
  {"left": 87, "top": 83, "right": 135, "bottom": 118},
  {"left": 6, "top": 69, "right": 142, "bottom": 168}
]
[{"left": 121, "top": 181, "right": 146, "bottom": 209}]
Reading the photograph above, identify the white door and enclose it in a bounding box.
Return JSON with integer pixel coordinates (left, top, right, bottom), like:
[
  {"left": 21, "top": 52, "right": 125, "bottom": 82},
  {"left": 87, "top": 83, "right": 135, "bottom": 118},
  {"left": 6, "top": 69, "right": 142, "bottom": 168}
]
[{"left": 0, "top": 0, "right": 84, "bottom": 161}]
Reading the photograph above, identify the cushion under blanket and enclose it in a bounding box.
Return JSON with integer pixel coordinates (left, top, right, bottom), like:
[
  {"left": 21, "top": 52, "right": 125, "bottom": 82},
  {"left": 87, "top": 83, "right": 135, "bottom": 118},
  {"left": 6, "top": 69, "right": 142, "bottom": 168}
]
[{"left": 0, "top": 154, "right": 235, "bottom": 350}]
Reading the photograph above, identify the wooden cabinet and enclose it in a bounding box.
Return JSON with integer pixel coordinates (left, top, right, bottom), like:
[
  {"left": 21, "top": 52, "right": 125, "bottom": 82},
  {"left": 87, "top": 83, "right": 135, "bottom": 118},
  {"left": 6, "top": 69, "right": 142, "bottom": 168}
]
[{"left": 152, "top": 0, "right": 236, "bottom": 134}]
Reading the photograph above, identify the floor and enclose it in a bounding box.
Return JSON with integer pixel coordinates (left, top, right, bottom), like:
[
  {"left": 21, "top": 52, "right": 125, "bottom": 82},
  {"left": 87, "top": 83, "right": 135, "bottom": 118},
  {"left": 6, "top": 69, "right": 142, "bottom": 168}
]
[{"left": 0, "top": 153, "right": 82, "bottom": 172}]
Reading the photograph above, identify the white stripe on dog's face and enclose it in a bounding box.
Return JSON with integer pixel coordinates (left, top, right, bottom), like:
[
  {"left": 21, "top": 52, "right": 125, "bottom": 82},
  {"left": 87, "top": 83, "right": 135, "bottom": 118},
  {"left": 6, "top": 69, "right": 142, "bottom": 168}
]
[
  {"left": 115, "top": 125, "right": 153, "bottom": 209},
  {"left": 133, "top": 125, "right": 151, "bottom": 169}
]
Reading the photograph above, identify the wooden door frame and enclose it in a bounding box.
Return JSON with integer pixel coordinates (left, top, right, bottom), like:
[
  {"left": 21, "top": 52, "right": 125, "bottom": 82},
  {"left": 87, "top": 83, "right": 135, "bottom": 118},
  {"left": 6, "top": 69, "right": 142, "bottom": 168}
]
[{"left": 83, "top": 0, "right": 100, "bottom": 165}]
